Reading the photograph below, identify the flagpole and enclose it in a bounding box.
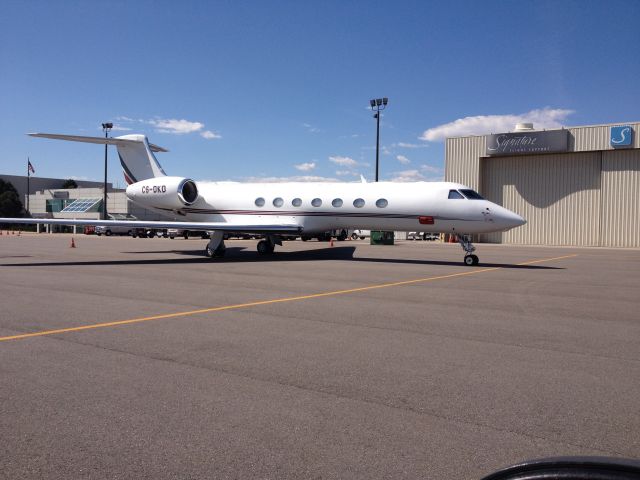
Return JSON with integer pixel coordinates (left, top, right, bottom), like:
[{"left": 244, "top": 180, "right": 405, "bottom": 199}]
[{"left": 26, "top": 157, "right": 30, "bottom": 215}]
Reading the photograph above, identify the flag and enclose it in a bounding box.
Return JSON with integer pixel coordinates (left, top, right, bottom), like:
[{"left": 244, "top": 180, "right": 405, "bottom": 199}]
[{"left": 28, "top": 159, "right": 35, "bottom": 175}]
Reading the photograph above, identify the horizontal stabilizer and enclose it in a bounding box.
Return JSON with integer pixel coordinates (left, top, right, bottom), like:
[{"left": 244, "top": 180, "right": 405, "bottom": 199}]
[
  {"left": 27, "top": 133, "right": 168, "bottom": 153},
  {"left": 0, "top": 218, "right": 302, "bottom": 235}
]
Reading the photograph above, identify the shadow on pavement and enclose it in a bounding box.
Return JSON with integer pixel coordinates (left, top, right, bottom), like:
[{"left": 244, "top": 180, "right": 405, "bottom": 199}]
[{"left": 1, "top": 246, "right": 562, "bottom": 269}]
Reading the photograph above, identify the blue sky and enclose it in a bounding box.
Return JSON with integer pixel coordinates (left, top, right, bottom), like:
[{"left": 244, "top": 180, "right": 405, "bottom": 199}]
[{"left": 1, "top": 0, "right": 639, "bottom": 187}]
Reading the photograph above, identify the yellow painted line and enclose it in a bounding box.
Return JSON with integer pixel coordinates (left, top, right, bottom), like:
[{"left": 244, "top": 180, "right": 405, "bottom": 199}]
[{"left": 0, "top": 253, "right": 578, "bottom": 342}]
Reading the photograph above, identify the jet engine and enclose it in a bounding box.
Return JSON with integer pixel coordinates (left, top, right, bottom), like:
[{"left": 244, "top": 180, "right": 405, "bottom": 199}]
[{"left": 126, "top": 176, "right": 199, "bottom": 209}]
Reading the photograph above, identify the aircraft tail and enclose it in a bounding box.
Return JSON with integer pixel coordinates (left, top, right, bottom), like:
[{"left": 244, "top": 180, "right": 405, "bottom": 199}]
[{"left": 28, "top": 133, "right": 168, "bottom": 184}]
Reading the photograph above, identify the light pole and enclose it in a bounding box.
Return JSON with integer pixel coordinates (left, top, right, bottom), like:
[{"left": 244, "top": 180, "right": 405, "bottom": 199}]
[
  {"left": 369, "top": 97, "right": 388, "bottom": 182},
  {"left": 101, "top": 123, "right": 113, "bottom": 220}
]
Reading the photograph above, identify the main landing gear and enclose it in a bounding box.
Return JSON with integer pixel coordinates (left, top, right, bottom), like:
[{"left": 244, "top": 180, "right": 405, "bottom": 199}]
[
  {"left": 257, "top": 235, "right": 281, "bottom": 255},
  {"left": 456, "top": 234, "right": 479, "bottom": 266},
  {"left": 205, "top": 231, "right": 226, "bottom": 258}
]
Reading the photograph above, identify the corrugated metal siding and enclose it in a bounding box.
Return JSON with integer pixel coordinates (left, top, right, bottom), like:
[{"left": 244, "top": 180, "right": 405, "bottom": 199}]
[
  {"left": 571, "top": 122, "right": 640, "bottom": 151},
  {"left": 601, "top": 149, "right": 640, "bottom": 247},
  {"left": 445, "top": 136, "right": 485, "bottom": 190},
  {"left": 481, "top": 153, "right": 602, "bottom": 245},
  {"left": 570, "top": 126, "right": 610, "bottom": 152}
]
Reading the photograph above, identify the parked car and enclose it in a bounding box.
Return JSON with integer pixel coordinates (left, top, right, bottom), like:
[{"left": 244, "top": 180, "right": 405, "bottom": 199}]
[
  {"left": 407, "top": 232, "right": 440, "bottom": 241},
  {"left": 95, "top": 225, "right": 133, "bottom": 236},
  {"left": 131, "top": 227, "right": 161, "bottom": 238},
  {"left": 301, "top": 232, "right": 332, "bottom": 242},
  {"left": 165, "top": 229, "right": 211, "bottom": 239},
  {"left": 352, "top": 229, "right": 370, "bottom": 240}
]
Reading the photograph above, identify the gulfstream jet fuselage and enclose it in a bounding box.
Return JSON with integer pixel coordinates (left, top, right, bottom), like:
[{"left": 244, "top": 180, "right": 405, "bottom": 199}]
[{"left": 0, "top": 133, "right": 526, "bottom": 265}]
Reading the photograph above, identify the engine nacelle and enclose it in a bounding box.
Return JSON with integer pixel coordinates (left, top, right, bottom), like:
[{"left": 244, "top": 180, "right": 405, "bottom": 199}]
[{"left": 126, "top": 176, "right": 199, "bottom": 209}]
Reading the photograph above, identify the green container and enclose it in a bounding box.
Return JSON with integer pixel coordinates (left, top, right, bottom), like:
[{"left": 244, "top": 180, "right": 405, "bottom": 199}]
[{"left": 370, "top": 230, "right": 395, "bottom": 245}]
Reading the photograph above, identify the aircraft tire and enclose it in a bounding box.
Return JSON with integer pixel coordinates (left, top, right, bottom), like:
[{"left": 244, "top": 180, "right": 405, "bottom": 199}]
[
  {"left": 205, "top": 245, "right": 226, "bottom": 258},
  {"left": 464, "top": 254, "right": 479, "bottom": 266},
  {"left": 257, "top": 240, "right": 271, "bottom": 255}
]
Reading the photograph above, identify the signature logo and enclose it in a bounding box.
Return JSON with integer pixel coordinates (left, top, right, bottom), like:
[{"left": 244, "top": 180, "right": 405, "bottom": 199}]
[
  {"left": 487, "top": 134, "right": 539, "bottom": 153},
  {"left": 610, "top": 126, "right": 633, "bottom": 147}
]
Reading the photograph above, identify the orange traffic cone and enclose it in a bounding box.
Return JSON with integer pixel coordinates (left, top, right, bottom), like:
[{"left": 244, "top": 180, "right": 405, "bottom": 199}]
[{"left": 70, "top": 237, "right": 76, "bottom": 248}]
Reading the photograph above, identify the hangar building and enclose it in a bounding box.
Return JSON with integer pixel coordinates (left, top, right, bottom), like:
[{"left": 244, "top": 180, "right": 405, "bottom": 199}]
[{"left": 445, "top": 122, "right": 640, "bottom": 247}]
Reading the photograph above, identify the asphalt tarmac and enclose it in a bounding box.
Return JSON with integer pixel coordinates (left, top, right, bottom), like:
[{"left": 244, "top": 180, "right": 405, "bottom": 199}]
[{"left": 1, "top": 233, "right": 639, "bottom": 479}]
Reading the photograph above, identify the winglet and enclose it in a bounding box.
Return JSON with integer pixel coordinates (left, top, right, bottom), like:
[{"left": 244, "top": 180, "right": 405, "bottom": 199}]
[{"left": 360, "top": 174, "right": 367, "bottom": 183}]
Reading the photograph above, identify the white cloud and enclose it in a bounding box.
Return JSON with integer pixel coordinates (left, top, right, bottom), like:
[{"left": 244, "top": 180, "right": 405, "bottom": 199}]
[
  {"left": 335, "top": 170, "right": 359, "bottom": 177},
  {"left": 200, "top": 130, "right": 222, "bottom": 139},
  {"left": 241, "top": 175, "right": 339, "bottom": 183},
  {"left": 303, "top": 123, "right": 320, "bottom": 133},
  {"left": 394, "top": 142, "right": 428, "bottom": 149},
  {"left": 294, "top": 162, "right": 316, "bottom": 171},
  {"left": 419, "top": 107, "right": 574, "bottom": 142},
  {"left": 149, "top": 118, "right": 204, "bottom": 134},
  {"left": 388, "top": 169, "right": 425, "bottom": 182},
  {"left": 329, "top": 155, "right": 358, "bottom": 167},
  {"left": 388, "top": 168, "right": 444, "bottom": 182},
  {"left": 420, "top": 164, "right": 442, "bottom": 174},
  {"left": 116, "top": 116, "right": 222, "bottom": 139},
  {"left": 396, "top": 155, "right": 410, "bottom": 165}
]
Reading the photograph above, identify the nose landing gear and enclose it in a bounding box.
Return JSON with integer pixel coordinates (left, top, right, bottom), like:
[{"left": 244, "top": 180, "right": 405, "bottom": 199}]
[
  {"left": 464, "top": 254, "right": 479, "bottom": 266},
  {"left": 456, "top": 234, "right": 479, "bottom": 266}
]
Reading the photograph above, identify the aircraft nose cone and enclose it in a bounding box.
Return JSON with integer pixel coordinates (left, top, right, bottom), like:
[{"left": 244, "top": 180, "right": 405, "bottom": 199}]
[
  {"left": 512, "top": 213, "right": 526, "bottom": 227},
  {"left": 504, "top": 210, "right": 526, "bottom": 229}
]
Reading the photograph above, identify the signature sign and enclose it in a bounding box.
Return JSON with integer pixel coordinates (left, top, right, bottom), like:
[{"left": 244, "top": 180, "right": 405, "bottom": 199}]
[{"left": 486, "top": 130, "right": 568, "bottom": 156}]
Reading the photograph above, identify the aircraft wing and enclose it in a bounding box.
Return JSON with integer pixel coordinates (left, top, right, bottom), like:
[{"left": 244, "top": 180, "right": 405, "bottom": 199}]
[{"left": 0, "top": 218, "right": 302, "bottom": 235}]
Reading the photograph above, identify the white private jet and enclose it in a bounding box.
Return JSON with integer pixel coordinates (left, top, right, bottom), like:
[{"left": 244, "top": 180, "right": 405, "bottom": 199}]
[{"left": 1, "top": 133, "right": 526, "bottom": 265}]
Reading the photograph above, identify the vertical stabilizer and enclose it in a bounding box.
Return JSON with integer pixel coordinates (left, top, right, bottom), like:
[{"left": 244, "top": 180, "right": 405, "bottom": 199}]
[
  {"left": 115, "top": 134, "right": 167, "bottom": 184},
  {"left": 27, "top": 132, "right": 169, "bottom": 184}
]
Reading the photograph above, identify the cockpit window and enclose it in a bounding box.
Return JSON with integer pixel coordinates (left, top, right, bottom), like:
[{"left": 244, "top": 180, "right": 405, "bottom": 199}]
[
  {"left": 460, "top": 189, "right": 484, "bottom": 200},
  {"left": 448, "top": 190, "right": 464, "bottom": 199}
]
